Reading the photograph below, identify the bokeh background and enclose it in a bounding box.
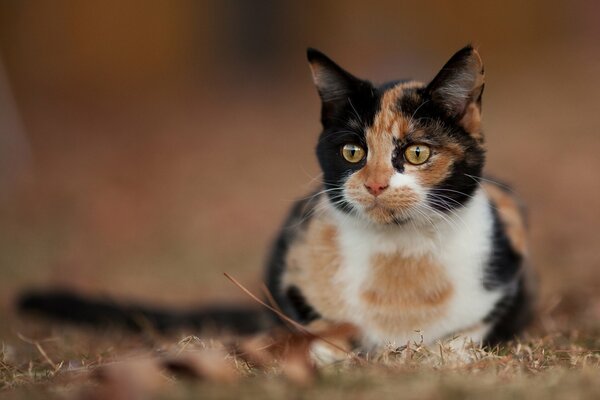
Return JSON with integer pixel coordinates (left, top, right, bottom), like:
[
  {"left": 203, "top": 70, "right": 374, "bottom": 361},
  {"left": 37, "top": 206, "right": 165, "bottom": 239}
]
[{"left": 0, "top": 0, "right": 599, "bottom": 335}]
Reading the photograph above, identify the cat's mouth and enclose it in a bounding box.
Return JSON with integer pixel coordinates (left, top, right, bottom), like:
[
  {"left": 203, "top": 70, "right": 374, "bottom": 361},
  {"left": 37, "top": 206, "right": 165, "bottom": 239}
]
[
  {"left": 342, "top": 187, "right": 422, "bottom": 225},
  {"left": 361, "top": 202, "right": 412, "bottom": 225},
  {"left": 364, "top": 202, "right": 392, "bottom": 213}
]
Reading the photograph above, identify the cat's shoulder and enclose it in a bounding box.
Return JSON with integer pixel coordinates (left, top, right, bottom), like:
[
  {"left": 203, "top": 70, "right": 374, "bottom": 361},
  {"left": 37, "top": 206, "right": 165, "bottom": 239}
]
[{"left": 480, "top": 177, "right": 528, "bottom": 257}]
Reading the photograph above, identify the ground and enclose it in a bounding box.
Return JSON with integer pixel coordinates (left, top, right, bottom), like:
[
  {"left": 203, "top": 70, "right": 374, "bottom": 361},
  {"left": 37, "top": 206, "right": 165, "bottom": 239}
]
[
  {"left": 1, "top": 43, "right": 600, "bottom": 399},
  {"left": 2, "top": 325, "right": 600, "bottom": 399}
]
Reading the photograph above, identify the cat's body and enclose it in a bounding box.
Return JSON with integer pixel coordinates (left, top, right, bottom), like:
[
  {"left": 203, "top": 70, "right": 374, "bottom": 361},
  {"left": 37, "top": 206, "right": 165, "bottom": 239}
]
[
  {"left": 18, "top": 46, "right": 533, "bottom": 349},
  {"left": 268, "top": 182, "right": 530, "bottom": 348}
]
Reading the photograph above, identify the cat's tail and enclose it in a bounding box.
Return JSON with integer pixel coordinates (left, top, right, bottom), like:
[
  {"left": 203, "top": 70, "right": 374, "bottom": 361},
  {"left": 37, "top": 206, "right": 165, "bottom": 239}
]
[{"left": 17, "top": 288, "right": 273, "bottom": 335}]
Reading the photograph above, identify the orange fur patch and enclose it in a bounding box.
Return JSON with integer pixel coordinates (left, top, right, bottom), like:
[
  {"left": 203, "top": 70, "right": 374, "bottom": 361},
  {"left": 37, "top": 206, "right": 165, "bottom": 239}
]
[
  {"left": 402, "top": 130, "right": 465, "bottom": 188},
  {"left": 343, "top": 83, "right": 423, "bottom": 223},
  {"left": 360, "top": 82, "right": 410, "bottom": 184},
  {"left": 372, "top": 84, "right": 409, "bottom": 139},
  {"left": 460, "top": 103, "right": 483, "bottom": 143},
  {"left": 282, "top": 200, "right": 344, "bottom": 318},
  {"left": 458, "top": 49, "right": 484, "bottom": 141},
  {"left": 360, "top": 253, "right": 453, "bottom": 333},
  {"left": 411, "top": 152, "right": 454, "bottom": 187},
  {"left": 483, "top": 183, "right": 529, "bottom": 256},
  {"left": 282, "top": 199, "right": 454, "bottom": 337}
]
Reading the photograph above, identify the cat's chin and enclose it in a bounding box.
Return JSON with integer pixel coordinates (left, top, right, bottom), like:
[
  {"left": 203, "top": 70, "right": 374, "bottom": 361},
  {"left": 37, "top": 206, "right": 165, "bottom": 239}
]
[{"left": 359, "top": 204, "right": 413, "bottom": 226}]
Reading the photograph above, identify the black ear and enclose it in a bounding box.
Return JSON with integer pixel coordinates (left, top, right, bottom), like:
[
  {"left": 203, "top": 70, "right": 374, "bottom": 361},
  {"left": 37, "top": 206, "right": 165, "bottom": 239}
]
[
  {"left": 306, "top": 48, "right": 372, "bottom": 126},
  {"left": 307, "top": 48, "right": 360, "bottom": 103},
  {"left": 427, "top": 45, "right": 485, "bottom": 119}
]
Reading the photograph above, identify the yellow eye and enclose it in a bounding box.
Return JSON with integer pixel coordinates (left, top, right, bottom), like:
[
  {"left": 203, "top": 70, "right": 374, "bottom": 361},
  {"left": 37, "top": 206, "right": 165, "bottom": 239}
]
[
  {"left": 404, "top": 144, "right": 431, "bottom": 165},
  {"left": 341, "top": 144, "right": 366, "bottom": 163}
]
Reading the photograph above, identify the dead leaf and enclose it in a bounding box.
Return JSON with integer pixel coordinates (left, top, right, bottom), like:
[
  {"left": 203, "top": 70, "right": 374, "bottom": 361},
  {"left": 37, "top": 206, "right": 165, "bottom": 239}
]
[
  {"left": 162, "top": 349, "right": 238, "bottom": 383},
  {"left": 232, "top": 333, "right": 276, "bottom": 369},
  {"left": 79, "top": 358, "right": 166, "bottom": 400}
]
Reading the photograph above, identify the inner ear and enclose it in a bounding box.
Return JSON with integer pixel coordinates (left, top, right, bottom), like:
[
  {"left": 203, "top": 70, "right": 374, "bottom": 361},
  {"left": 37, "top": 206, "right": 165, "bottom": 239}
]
[{"left": 427, "top": 45, "right": 485, "bottom": 137}]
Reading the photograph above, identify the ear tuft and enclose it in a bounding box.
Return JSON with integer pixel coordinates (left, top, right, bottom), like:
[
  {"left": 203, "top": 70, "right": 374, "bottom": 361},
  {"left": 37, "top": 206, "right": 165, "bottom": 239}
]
[{"left": 427, "top": 45, "right": 485, "bottom": 118}]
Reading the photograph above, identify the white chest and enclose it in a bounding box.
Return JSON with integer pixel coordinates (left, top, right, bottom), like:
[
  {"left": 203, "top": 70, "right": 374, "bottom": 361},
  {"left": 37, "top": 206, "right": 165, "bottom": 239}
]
[{"left": 332, "top": 189, "right": 503, "bottom": 347}]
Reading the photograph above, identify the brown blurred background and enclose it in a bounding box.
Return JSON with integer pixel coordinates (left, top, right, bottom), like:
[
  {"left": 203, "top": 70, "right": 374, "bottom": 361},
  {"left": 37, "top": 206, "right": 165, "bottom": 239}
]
[{"left": 0, "top": 1, "right": 599, "bottom": 333}]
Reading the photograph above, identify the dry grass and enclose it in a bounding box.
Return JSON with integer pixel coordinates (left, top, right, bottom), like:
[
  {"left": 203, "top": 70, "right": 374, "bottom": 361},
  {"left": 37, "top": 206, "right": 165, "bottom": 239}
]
[{"left": 2, "top": 325, "right": 600, "bottom": 399}]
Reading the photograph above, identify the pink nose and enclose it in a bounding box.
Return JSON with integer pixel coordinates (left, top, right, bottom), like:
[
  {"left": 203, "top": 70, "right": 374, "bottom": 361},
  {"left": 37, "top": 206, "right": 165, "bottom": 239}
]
[{"left": 365, "top": 182, "right": 389, "bottom": 196}]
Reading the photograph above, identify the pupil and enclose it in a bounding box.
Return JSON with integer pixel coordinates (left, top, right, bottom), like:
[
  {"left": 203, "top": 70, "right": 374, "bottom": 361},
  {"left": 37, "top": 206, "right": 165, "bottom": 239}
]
[{"left": 415, "top": 147, "right": 420, "bottom": 158}]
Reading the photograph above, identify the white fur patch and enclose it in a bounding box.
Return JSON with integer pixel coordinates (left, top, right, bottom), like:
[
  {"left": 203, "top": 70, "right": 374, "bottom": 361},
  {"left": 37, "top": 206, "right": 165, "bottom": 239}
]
[
  {"left": 329, "top": 188, "right": 503, "bottom": 348},
  {"left": 389, "top": 172, "right": 417, "bottom": 189}
]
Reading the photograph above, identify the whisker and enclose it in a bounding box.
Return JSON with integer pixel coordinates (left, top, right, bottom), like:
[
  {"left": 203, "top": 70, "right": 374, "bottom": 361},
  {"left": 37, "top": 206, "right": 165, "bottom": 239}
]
[
  {"left": 295, "top": 187, "right": 344, "bottom": 202},
  {"left": 429, "top": 189, "right": 500, "bottom": 214},
  {"left": 464, "top": 173, "right": 514, "bottom": 193},
  {"left": 422, "top": 199, "right": 472, "bottom": 236},
  {"left": 429, "top": 188, "right": 477, "bottom": 200},
  {"left": 408, "top": 100, "right": 431, "bottom": 129},
  {"left": 299, "top": 170, "right": 323, "bottom": 188},
  {"left": 347, "top": 98, "right": 363, "bottom": 126}
]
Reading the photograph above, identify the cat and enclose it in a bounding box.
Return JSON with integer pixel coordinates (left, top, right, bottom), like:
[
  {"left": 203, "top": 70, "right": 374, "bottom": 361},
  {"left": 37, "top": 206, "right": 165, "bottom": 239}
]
[{"left": 18, "top": 45, "right": 533, "bottom": 350}]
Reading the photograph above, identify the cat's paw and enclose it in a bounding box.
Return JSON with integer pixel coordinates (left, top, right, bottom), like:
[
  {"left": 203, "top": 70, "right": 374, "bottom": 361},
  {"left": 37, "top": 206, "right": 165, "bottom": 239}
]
[
  {"left": 309, "top": 340, "right": 350, "bottom": 366},
  {"left": 304, "top": 321, "right": 359, "bottom": 367}
]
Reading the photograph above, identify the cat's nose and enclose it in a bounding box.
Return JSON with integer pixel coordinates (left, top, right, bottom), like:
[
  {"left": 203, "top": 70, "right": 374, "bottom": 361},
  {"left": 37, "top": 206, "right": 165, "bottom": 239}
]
[{"left": 364, "top": 181, "right": 389, "bottom": 196}]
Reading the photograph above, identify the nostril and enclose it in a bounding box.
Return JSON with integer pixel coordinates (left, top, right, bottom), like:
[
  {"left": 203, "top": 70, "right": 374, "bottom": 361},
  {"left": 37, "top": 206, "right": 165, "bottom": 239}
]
[{"left": 365, "top": 183, "right": 389, "bottom": 196}]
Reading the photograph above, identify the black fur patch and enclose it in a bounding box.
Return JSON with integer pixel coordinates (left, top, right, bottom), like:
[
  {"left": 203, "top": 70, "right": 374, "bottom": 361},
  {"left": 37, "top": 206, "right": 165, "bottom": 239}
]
[
  {"left": 484, "top": 276, "right": 533, "bottom": 346},
  {"left": 285, "top": 285, "right": 320, "bottom": 323},
  {"left": 398, "top": 88, "right": 485, "bottom": 210},
  {"left": 479, "top": 193, "right": 531, "bottom": 345},
  {"left": 484, "top": 206, "right": 523, "bottom": 290},
  {"left": 264, "top": 193, "right": 320, "bottom": 323},
  {"left": 315, "top": 84, "right": 381, "bottom": 214},
  {"left": 18, "top": 289, "right": 269, "bottom": 335}
]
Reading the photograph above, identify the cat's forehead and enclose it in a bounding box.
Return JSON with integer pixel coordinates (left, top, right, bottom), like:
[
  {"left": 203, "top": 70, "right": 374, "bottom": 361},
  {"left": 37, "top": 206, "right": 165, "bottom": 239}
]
[
  {"left": 368, "top": 81, "right": 426, "bottom": 140},
  {"left": 367, "top": 81, "right": 424, "bottom": 139}
]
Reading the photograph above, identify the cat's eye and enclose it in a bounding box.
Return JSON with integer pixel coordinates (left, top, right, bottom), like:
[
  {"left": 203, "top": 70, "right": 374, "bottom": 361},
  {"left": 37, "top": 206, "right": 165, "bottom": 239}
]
[
  {"left": 341, "top": 144, "right": 366, "bottom": 163},
  {"left": 404, "top": 144, "right": 431, "bottom": 165}
]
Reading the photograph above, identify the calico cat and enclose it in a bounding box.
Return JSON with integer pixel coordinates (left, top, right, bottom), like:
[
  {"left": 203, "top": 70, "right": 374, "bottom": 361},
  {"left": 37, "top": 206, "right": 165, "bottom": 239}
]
[{"left": 18, "top": 46, "right": 533, "bottom": 349}]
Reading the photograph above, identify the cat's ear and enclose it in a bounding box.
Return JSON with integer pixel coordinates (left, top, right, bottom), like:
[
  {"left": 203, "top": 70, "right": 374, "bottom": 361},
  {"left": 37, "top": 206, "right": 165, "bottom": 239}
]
[
  {"left": 307, "top": 48, "right": 359, "bottom": 102},
  {"left": 427, "top": 45, "right": 485, "bottom": 138},
  {"left": 306, "top": 48, "right": 372, "bottom": 126}
]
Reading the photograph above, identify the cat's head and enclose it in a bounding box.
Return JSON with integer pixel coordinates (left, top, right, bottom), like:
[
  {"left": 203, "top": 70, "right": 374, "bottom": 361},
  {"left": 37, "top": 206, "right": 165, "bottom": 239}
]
[{"left": 308, "top": 46, "right": 486, "bottom": 225}]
